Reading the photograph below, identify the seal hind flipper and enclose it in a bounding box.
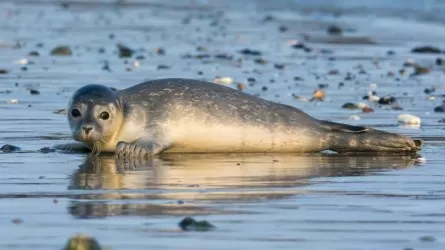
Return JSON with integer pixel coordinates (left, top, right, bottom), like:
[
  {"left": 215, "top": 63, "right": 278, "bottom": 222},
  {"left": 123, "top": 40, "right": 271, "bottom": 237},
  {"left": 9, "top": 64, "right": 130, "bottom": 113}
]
[{"left": 318, "top": 120, "right": 369, "bottom": 133}]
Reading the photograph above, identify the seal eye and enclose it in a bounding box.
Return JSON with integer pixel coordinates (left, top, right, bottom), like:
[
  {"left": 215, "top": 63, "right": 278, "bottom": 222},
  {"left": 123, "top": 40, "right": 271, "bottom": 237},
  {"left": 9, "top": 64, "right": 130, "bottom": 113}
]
[
  {"left": 99, "top": 111, "right": 110, "bottom": 120},
  {"left": 71, "top": 109, "right": 81, "bottom": 117}
]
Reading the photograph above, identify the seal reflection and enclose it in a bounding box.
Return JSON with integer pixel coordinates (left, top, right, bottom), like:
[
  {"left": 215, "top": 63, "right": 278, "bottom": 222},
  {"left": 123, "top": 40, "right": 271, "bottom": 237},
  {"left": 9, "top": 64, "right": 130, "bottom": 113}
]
[{"left": 67, "top": 153, "right": 418, "bottom": 219}]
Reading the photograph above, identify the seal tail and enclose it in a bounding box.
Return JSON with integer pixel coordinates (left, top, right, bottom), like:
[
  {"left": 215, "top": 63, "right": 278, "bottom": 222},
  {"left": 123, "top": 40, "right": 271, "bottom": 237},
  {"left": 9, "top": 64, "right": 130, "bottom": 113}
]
[{"left": 319, "top": 120, "right": 423, "bottom": 153}]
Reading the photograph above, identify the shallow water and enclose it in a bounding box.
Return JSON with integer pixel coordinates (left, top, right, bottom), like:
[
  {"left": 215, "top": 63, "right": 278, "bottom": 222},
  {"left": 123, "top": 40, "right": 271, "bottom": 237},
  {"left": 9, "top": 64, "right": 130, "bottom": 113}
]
[{"left": 1, "top": 0, "right": 445, "bottom": 249}]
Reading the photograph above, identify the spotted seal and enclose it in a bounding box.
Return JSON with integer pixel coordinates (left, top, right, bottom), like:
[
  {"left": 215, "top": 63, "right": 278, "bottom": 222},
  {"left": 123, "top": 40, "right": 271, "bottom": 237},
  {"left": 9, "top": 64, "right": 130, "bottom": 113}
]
[{"left": 65, "top": 78, "right": 422, "bottom": 158}]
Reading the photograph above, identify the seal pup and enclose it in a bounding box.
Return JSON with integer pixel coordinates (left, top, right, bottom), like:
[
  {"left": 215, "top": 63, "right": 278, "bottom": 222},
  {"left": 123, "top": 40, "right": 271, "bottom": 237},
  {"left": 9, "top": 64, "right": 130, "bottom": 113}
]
[{"left": 66, "top": 78, "right": 422, "bottom": 158}]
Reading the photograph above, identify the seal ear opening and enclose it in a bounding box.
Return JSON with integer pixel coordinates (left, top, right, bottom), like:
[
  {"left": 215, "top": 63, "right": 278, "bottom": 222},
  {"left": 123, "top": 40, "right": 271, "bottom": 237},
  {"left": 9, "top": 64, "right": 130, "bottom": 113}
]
[{"left": 318, "top": 120, "right": 368, "bottom": 133}]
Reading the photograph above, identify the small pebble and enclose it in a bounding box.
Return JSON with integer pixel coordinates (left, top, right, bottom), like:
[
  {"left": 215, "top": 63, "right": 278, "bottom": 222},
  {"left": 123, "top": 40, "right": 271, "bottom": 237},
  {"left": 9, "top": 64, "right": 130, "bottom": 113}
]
[
  {"left": 254, "top": 58, "right": 268, "bottom": 65},
  {"left": 117, "top": 43, "right": 133, "bottom": 58},
  {"left": 1, "top": 144, "right": 21, "bottom": 152},
  {"left": 178, "top": 217, "right": 215, "bottom": 232},
  {"left": 362, "top": 107, "right": 374, "bottom": 113},
  {"left": 311, "top": 89, "right": 325, "bottom": 101},
  {"left": 357, "top": 103, "right": 368, "bottom": 109},
  {"left": 0, "top": 69, "right": 9, "bottom": 74},
  {"left": 29, "top": 89, "right": 40, "bottom": 95},
  {"left": 11, "top": 218, "right": 23, "bottom": 225},
  {"left": 378, "top": 95, "right": 396, "bottom": 105},
  {"left": 411, "top": 46, "right": 442, "bottom": 54},
  {"left": 154, "top": 47, "right": 165, "bottom": 55},
  {"left": 39, "top": 147, "right": 55, "bottom": 153},
  {"left": 213, "top": 76, "right": 233, "bottom": 85},
  {"left": 274, "top": 64, "right": 285, "bottom": 69},
  {"left": 342, "top": 102, "right": 359, "bottom": 110},
  {"left": 327, "top": 25, "right": 343, "bottom": 35},
  {"left": 278, "top": 25, "right": 288, "bottom": 32},
  {"left": 434, "top": 106, "right": 445, "bottom": 112},
  {"left": 349, "top": 115, "right": 361, "bottom": 121},
  {"left": 239, "top": 48, "right": 261, "bottom": 56},
  {"left": 157, "top": 65, "right": 170, "bottom": 70},
  {"left": 419, "top": 235, "right": 436, "bottom": 242},
  {"left": 398, "top": 114, "right": 421, "bottom": 125},
  {"left": 236, "top": 83, "right": 246, "bottom": 91},
  {"left": 50, "top": 45, "right": 72, "bottom": 56}
]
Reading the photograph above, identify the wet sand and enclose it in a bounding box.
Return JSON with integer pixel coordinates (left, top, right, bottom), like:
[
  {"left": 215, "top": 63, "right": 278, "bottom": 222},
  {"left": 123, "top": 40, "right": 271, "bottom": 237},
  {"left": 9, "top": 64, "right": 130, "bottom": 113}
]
[{"left": 0, "top": 0, "right": 445, "bottom": 249}]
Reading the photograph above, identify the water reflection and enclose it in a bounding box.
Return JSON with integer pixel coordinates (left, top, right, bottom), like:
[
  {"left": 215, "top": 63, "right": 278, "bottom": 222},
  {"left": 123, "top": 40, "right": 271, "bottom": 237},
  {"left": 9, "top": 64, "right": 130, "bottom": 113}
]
[{"left": 68, "top": 153, "right": 419, "bottom": 219}]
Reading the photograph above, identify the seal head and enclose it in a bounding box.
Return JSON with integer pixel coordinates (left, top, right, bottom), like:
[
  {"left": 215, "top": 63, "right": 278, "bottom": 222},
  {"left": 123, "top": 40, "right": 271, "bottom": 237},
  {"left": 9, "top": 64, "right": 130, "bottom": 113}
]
[{"left": 67, "top": 84, "right": 123, "bottom": 154}]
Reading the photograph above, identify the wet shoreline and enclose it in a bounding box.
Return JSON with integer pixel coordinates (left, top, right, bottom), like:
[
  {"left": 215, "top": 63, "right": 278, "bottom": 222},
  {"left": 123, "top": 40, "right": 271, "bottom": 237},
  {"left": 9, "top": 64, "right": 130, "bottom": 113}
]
[{"left": 1, "top": 0, "right": 445, "bottom": 249}]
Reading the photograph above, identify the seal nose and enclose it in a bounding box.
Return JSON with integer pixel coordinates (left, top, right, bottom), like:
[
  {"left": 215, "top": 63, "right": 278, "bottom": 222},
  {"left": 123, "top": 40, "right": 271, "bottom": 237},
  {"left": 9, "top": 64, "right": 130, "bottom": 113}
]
[{"left": 82, "top": 126, "right": 93, "bottom": 135}]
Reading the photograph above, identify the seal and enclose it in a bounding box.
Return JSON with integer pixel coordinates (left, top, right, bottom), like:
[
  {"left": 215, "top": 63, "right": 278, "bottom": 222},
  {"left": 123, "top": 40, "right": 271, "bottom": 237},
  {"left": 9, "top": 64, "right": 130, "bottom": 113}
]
[{"left": 65, "top": 78, "right": 422, "bottom": 158}]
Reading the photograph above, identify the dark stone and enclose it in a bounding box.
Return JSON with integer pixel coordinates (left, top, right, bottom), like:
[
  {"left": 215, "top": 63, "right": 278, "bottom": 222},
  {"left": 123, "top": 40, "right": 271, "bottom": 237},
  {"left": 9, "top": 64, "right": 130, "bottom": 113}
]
[
  {"left": 29, "top": 89, "right": 40, "bottom": 95},
  {"left": 154, "top": 47, "right": 165, "bottom": 55},
  {"left": 424, "top": 88, "right": 435, "bottom": 95},
  {"left": 342, "top": 102, "right": 359, "bottom": 109},
  {"left": 157, "top": 65, "right": 170, "bottom": 70},
  {"left": 262, "top": 15, "right": 274, "bottom": 22},
  {"left": 247, "top": 77, "right": 256, "bottom": 83},
  {"left": 39, "top": 147, "right": 55, "bottom": 153},
  {"left": 293, "top": 76, "right": 304, "bottom": 81},
  {"left": 102, "top": 61, "right": 111, "bottom": 72},
  {"left": 239, "top": 48, "right": 261, "bottom": 56},
  {"left": 178, "top": 217, "right": 215, "bottom": 232},
  {"left": 436, "top": 58, "right": 443, "bottom": 65},
  {"left": 0, "top": 69, "right": 8, "bottom": 74},
  {"left": 327, "top": 25, "right": 343, "bottom": 35},
  {"left": 411, "top": 46, "right": 442, "bottom": 54},
  {"left": 274, "top": 64, "right": 285, "bottom": 69},
  {"left": 254, "top": 58, "right": 268, "bottom": 64},
  {"left": 135, "top": 55, "right": 145, "bottom": 60},
  {"left": 378, "top": 95, "right": 396, "bottom": 105},
  {"left": 434, "top": 105, "right": 445, "bottom": 112},
  {"left": 318, "top": 83, "right": 329, "bottom": 89},
  {"left": 1, "top": 144, "right": 21, "bottom": 153},
  {"left": 387, "top": 50, "right": 395, "bottom": 55},
  {"left": 279, "top": 25, "right": 288, "bottom": 32},
  {"left": 214, "top": 54, "right": 233, "bottom": 60},
  {"left": 261, "top": 86, "right": 268, "bottom": 91},
  {"left": 291, "top": 43, "right": 312, "bottom": 52},
  {"left": 50, "top": 46, "right": 72, "bottom": 56},
  {"left": 117, "top": 43, "right": 133, "bottom": 58},
  {"left": 98, "top": 48, "right": 106, "bottom": 53},
  {"left": 28, "top": 51, "right": 40, "bottom": 57}
]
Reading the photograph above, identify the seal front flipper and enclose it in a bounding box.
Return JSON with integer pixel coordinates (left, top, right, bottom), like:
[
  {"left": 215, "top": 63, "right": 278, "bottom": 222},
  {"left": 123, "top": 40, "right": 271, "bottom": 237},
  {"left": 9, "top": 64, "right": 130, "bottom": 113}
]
[
  {"left": 115, "top": 141, "right": 167, "bottom": 158},
  {"left": 53, "top": 142, "right": 91, "bottom": 153}
]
